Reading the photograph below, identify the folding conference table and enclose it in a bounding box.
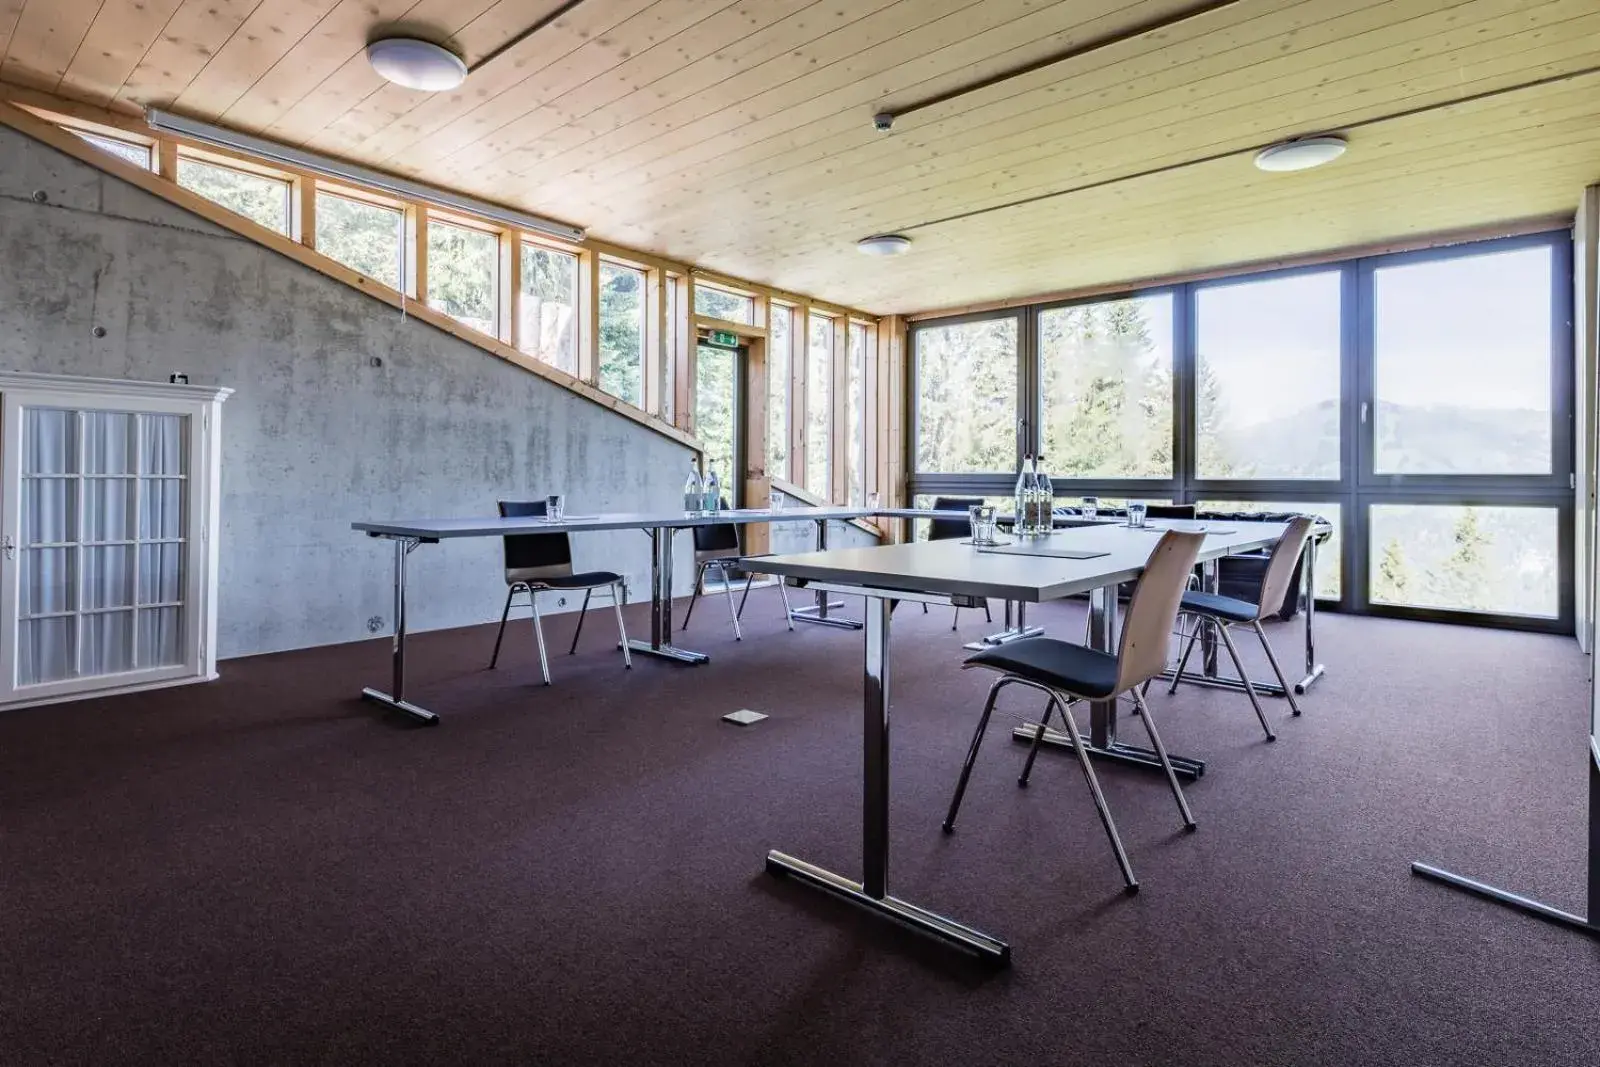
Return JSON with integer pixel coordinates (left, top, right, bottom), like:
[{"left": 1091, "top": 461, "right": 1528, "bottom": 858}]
[
  {"left": 350, "top": 506, "right": 963, "bottom": 724},
  {"left": 755, "top": 519, "right": 1287, "bottom": 966}
]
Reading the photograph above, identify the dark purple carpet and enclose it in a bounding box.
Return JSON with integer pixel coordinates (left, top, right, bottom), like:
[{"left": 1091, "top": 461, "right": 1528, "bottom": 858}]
[{"left": 2, "top": 591, "right": 1598, "bottom": 1066}]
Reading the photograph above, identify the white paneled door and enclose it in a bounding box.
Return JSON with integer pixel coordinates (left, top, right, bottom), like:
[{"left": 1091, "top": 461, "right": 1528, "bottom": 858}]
[{"left": 0, "top": 375, "right": 228, "bottom": 708}]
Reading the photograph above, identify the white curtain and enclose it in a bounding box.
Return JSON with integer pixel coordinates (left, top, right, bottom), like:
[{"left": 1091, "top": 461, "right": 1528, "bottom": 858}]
[{"left": 16, "top": 408, "right": 188, "bottom": 685}]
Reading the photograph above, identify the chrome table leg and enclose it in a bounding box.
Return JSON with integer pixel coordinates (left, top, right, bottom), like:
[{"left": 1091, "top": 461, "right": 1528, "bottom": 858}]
[
  {"left": 1011, "top": 583, "right": 1206, "bottom": 779},
  {"left": 790, "top": 518, "right": 862, "bottom": 630},
  {"left": 1294, "top": 536, "right": 1327, "bottom": 694},
  {"left": 360, "top": 535, "right": 440, "bottom": 725},
  {"left": 626, "top": 526, "right": 711, "bottom": 665},
  {"left": 767, "top": 596, "right": 1010, "bottom": 966}
]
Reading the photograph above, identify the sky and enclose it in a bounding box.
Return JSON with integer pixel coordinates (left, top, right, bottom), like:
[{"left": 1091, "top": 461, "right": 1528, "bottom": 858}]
[{"left": 1196, "top": 244, "right": 1553, "bottom": 427}]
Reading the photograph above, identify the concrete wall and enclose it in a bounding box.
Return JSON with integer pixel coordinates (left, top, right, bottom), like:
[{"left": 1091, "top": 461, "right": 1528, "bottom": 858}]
[{"left": 0, "top": 123, "right": 870, "bottom": 659}]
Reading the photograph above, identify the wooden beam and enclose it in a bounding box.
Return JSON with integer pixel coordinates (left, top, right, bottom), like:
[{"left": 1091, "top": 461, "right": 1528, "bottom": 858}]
[
  {"left": 404, "top": 204, "right": 427, "bottom": 304},
  {"left": 674, "top": 274, "right": 696, "bottom": 431},
  {"left": 880, "top": 315, "right": 908, "bottom": 542},
  {"left": 743, "top": 334, "right": 771, "bottom": 554},
  {"left": 0, "top": 101, "right": 703, "bottom": 453},
  {"left": 500, "top": 229, "right": 520, "bottom": 349},
  {"left": 644, "top": 267, "right": 667, "bottom": 416},
  {"left": 156, "top": 137, "right": 177, "bottom": 182},
  {"left": 830, "top": 313, "right": 849, "bottom": 505},
  {"left": 578, "top": 250, "right": 600, "bottom": 384},
  {"left": 692, "top": 315, "right": 768, "bottom": 339},
  {"left": 292, "top": 175, "right": 314, "bottom": 247}
]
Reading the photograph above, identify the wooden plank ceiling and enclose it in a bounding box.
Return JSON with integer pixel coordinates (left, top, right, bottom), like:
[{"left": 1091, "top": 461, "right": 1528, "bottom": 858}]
[{"left": 3, "top": 0, "right": 1599, "bottom": 315}]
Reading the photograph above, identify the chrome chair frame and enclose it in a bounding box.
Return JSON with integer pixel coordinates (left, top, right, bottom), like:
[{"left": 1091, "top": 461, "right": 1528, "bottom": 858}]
[
  {"left": 680, "top": 506, "right": 794, "bottom": 640},
  {"left": 942, "top": 529, "right": 1206, "bottom": 893},
  {"left": 486, "top": 500, "right": 632, "bottom": 686}
]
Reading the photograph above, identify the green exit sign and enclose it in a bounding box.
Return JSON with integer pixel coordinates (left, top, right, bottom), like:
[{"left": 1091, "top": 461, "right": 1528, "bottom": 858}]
[{"left": 706, "top": 330, "right": 740, "bottom": 348}]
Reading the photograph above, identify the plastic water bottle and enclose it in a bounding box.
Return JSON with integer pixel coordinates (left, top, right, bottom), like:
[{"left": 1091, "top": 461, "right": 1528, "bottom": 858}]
[
  {"left": 704, "top": 466, "right": 721, "bottom": 512},
  {"left": 1035, "top": 456, "right": 1053, "bottom": 535},
  {"left": 684, "top": 459, "right": 704, "bottom": 513}
]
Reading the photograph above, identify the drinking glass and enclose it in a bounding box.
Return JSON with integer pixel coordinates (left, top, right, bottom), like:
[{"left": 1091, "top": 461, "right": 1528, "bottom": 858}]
[
  {"left": 1081, "top": 496, "right": 1099, "bottom": 521},
  {"left": 545, "top": 494, "right": 565, "bottom": 522},
  {"left": 968, "top": 504, "right": 998, "bottom": 545},
  {"left": 1128, "top": 501, "right": 1148, "bottom": 528}
]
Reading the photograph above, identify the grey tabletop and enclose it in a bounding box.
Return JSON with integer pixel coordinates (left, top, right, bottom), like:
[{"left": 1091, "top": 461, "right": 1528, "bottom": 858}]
[
  {"left": 754, "top": 521, "right": 1288, "bottom": 603},
  {"left": 353, "top": 505, "right": 919, "bottom": 540}
]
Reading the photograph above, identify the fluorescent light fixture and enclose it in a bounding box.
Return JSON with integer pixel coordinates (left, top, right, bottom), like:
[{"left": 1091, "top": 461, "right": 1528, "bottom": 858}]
[
  {"left": 144, "top": 109, "right": 584, "bottom": 244},
  {"left": 366, "top": 37, "right": 467, "bottom": 92},
  {"left": 1254, "top": 135, "right": 1348, "bottom": 173},
  {"left": 857, "top": 234, "right": 912, "bottom": 257}
]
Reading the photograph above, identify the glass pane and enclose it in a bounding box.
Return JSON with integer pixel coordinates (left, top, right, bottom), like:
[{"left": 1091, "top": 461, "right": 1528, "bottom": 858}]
[
  {"left": 140, "top": 414, "right": 186, "bottom": 475},
  {"left": 22, "top": 547, "right": 75, "bottom": 616},
  {"left": 694, "top": 285, "right": 754, "bottom": 324},
  {"left": 1196, "top": 271, "right": 1341, "bottom": 479},
  {"left": 694, "top": 344, "right": 738, "bottom": 504},
  {"left": 519, "top": 244, "right": 579, "bottom": 373},
  {"left": 83, "top": 412, "right": 135, "bottom": 474},
  {"left": 82, "top": 546, "right": 135, "bottom": 610},
  {"left": 72, "top": 130, "right": 152, "bottom": 169},
  {"left": 24, "top": 409, "right": 76, "bottom": 474},
  {"left": 22, "top": 478, "right": 75, "bottom": 545},
  {"left": 426, "top": 220, "right": 498, "bottom": 335},
  {"left": 82, "top": 611, "right": 135, "bottom": 676},
  {"left": 84, "top": 478, "right": 135, "bottom": 542},
  {"left": 914, "top": 317, "right": 1018, "bottom": 474},
  {"left": 1369, "top": 504, "right": 1558, "bottom": 617},
  {"left": 138, "top": 606, "right": 185, "bottom": 668},
  {"left": 598, "top": 262, "right": 645, "bottom": 406},
  {"left": 138, "top": 543, "right": 184, "bottom": 605},
  {"left": 847, "top": 323, "right": 867, "bottom": 506},
  {"left": 1373, "top": 246, "right": 1553, "bottom": 475},
  {"left": 769, "top": 306, "right": 791, "bottom": 479},
  {"left": 806, "top": 315, "right": 833, "bottom": 498},
  {"left": 315, "top": 193, "right": 403, "bottom": 291},
  {"left": 1040, "top": 294, "right": 1174, "bottom": 479},
  {"left": 19, "top": 616, "right": 75, "bottom": 685},
  {"left": 139, "top": 479, "right": 185, "bottom": 540},
  {"left": 1199, "top": 501, "right": 1342, "bottom": 599},
  {"left": 177, "top": 158, "right": 290, "bottom": 234}
]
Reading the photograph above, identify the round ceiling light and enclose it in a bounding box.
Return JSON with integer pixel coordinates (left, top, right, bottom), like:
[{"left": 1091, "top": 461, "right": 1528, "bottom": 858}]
[
  {"left": 857, "top": 234, "right": 912, "bottom": 257},
  {"left": 366, "top": 37, "right": 467, "bottom": 92},
  {"left": 1253, "top": 135, "right": 1348, "bottom": 173}
]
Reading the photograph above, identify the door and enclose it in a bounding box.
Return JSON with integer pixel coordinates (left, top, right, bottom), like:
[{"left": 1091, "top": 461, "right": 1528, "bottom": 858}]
[
  {"left": 695, "top": 342, "right": 744, "bottom": 507},
  {"left": 0, "top": 390, "right": 203, "bottom": 703}
]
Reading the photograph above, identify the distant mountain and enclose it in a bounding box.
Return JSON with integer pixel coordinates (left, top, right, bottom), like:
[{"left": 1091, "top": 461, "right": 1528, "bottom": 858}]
[{"left": 1215, "top": 400, "right": 1549, "bottom": 476}]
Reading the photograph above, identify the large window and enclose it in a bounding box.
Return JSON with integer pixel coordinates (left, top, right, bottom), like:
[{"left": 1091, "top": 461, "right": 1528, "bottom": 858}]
[
  {"left": 426, "top": 219, "right": 498, "bottom": 336},
  {"left": 1196, "top": 271, "right": 1341, "bottom": 480},
  {"left": 315, "top": 192, "right": 403, "bottom": 291},
  {"left": 519, "top": 243, "right": 579, "bottom": 374},
  {"left": 1372, "top": 246, "right": 1553, "bottom": 475},
  {"left": 177, "top": 157, "right": 290, "bottom": 235},
  {"left": 73, "top": 130, "right": 152, "bottom": 170},
  {"left": 1040, "top": 294, "right": 1172, "bottom": 479},
  {"left": 695, "top": 284, "right": 754, "bottom": 325},
  {"left": 908, "top": 231, "right": 1573, "bottom": 632},
  {"left": 806, "top": 313, "right": 834, "bottom": 498},
  {"left": 769, "top": 305, "right": 791, "bottom": 480},
  {"left": 598, "top": 261, "right": 645, "bottom": 406},
  {"left": 1369, "top": 505, "right": 1558, "bottom": 618},
  {"left": 913, "top": 316, "right": 1018, "bottom": 475},
  {"left": 695, "top": 343, "right": 739, "bottom": 503},
  {"left": 848, "top": 322, "right": 869, "bottom": 505}
]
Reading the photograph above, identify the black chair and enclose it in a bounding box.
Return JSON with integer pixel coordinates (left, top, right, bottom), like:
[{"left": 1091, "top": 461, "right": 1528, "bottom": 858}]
[
  {"left": 1145, "top": 504, "right": 1197, "bottom": 520},
  {"left": 1199, "top": 510, "right": 1327, "bottom": 620},
  {"left": 925, "top": 495, "right": 993, "bottom": 630},
  {"left": 487, "top": 500, "right": 631, "bottom": 685},
  {"left": 943, "top": 530, "right": 1206, "bottom": 893},
  {"left": 1170, "top": 516, "right": 1315, "bottom": 728},
  {"left": 682, "top": 502, "right": 793, "bottom": 639}
]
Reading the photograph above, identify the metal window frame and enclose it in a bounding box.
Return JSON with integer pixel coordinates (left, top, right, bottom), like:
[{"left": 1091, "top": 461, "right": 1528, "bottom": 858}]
[{"left": 906, "top": 230, "right": 1577, "bottom": 634}]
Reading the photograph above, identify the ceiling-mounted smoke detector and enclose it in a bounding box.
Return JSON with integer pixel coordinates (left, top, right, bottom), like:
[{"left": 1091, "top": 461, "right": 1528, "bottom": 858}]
[
  {"left": 1253, "top": 135, "right": 1348, "bottom": 173},
  {"left": 857, "top": 234, "right": 912, "bottom": 257},
  {"left": 366, "top": 37, "right": 467, "bottom": 92}
]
